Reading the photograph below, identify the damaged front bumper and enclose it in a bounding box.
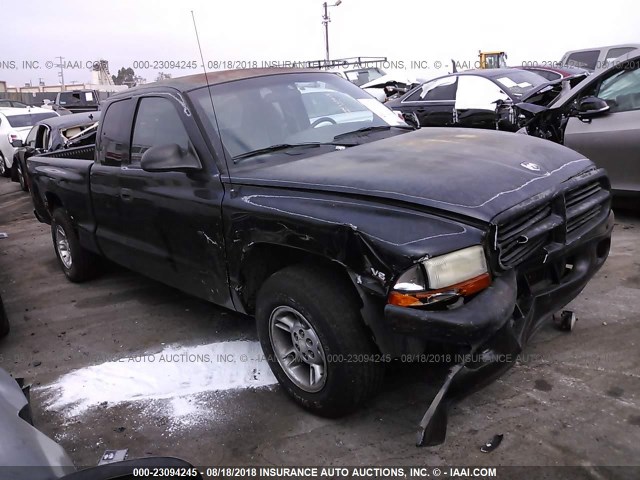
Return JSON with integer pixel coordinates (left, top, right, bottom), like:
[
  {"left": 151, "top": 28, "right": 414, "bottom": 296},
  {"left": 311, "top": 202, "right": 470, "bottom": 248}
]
[{"left": 384, "top": 210, "right": 614, "bottom": 446}]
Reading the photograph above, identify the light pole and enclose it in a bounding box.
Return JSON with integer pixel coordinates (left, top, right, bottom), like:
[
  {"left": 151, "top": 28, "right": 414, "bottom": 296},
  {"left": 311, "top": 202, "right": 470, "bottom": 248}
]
[
  {"left": 322, "top": 0, "right": 342, "bottom": 64},
  {"left": 55, "top": 56, "right": 65, "bottom": 91}
]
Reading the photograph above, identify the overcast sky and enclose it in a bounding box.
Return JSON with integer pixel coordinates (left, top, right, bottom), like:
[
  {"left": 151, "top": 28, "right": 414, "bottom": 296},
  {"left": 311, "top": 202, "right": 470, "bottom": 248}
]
[{"left": 1, "top": 0, "right": 638, "bottom": 86}]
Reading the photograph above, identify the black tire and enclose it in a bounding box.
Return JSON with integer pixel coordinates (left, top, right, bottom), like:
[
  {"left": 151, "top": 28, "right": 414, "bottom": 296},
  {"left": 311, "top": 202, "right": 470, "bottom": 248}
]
[
  {"left": 0, "top": 295, "right": 9, "bottom": 339},
  {"left": 256, "top": 264, "right": 384, "bottom": 417},
  {"left": 51, "top": 208, "right": 100, "bottom": 282},
  {"left": 16, "top": 158, "right": 28, "bottom": 191},
  {"left": 0, "top": 154, "right": 9, "bottom": 178},
  {"left": 10, "top": 159, "right": 19, "bottom": 182},
  {"left": 18, "top": 164, "right": 28, "bottom": 192}
]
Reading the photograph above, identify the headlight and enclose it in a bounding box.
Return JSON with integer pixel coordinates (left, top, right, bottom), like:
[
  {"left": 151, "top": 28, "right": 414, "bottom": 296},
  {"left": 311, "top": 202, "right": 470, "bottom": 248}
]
[
  {"left": 393, "top": 264, "right": 426, "bottom": 292},
  {"left": 423, "top": 245, "right": 487, "bottom": 289},
  {"left": 389, "top": 245, "right": 490, "bottom": 307}
]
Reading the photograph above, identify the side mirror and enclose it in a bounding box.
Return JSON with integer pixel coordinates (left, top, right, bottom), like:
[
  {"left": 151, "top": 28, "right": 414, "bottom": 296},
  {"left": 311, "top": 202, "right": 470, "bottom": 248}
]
[
  {"left": 11, "top": 139, "right": 23, "bottom": 148},
  {"left": 140, "top": 144, "right": 201, "bottom": 172},
  {"left": 576, "top": 96, "right": 610, "bottom": 119}
]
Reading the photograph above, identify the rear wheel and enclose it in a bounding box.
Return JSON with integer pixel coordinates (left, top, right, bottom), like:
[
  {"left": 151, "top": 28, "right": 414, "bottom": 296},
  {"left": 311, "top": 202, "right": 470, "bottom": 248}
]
[
  {"left": 0, "top": 155, "right": 9, "bottom": 178},
  {"left": 51, "top": 208, "right": 100, "bottom": 282},
  {"left": 256, "top": 264, "right": 384, "bottom": 417},
  {"left": 18, "top": 164, "right": 28, "bottom": 191}
]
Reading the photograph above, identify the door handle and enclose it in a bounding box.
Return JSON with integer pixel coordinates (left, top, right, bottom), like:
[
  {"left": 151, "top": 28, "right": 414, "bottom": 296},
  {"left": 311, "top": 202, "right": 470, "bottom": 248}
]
[{"left": 120, "top": 188, "right": 133, "bottom": 201}]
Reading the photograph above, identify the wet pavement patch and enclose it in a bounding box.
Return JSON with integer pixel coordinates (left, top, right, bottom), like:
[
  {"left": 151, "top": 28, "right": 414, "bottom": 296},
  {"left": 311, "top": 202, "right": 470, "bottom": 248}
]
[
  {"left": 37, "top": 340, "right": 277, "bottom": 423},
  {"left": 606, "top": 386, "right": 624, "bottom": 398},
  {"left": 534, "top": 378, "right": 553, "bottom": 392}
]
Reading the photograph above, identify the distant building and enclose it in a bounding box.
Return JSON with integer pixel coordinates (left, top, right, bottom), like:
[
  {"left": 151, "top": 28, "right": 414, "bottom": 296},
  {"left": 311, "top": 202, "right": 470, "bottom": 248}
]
[
  {"left": 3, "top": 59, "right": 127, "bottom": 94},
  {"left": 4, "top": 83, "right": 128, "bottom": 94}
]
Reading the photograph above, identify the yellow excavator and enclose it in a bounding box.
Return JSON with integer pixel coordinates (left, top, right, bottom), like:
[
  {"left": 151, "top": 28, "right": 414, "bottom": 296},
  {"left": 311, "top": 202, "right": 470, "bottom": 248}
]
[
  {"left": 478, "top": 51, "right": 508, "bottom": 69},
  {"left": 451, "top": 51, "right": 508, "bottom": 72}
]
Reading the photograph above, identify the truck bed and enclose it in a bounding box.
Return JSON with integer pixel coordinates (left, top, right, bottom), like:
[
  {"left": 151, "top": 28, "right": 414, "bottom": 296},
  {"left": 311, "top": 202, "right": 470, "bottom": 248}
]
[{"left": 27, "top": 146, "right": 95, "bottom": 233}]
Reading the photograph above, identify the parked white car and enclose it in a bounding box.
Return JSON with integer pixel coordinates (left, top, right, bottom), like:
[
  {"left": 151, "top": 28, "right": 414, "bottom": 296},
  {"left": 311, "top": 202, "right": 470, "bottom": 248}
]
[
  {"left": 360, "top": 69, "right": 437, "bottom": 102},
  {"left": 328, "top": 67, "right": 388, "bottom": 102},
  {"left": 0, "top": 107, "right": 59, "bottom": 177},
  {"left": 299, "top": 87, "right": 375, "bottom": 125}
]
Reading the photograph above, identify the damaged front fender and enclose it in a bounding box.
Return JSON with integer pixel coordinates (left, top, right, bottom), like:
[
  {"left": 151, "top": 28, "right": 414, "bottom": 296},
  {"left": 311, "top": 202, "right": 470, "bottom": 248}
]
[{"left": 223, "top": 184, "right": 485, "bottom": 355}]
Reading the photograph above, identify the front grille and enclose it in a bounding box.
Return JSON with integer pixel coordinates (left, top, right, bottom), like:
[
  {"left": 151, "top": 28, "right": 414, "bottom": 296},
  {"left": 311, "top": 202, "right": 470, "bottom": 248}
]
[
  {"left": 496, "top": 203, "right": 553, "bottom": 268},
  {"left": 493, "top": 173, "right": 609, "bottom": 270},
  {"left": 565, "top": 180, "right": 608, "bottom": 237}
]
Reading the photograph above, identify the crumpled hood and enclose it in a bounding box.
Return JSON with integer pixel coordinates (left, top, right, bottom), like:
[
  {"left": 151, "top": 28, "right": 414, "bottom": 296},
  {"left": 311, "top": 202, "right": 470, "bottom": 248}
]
[{"left": 231, "top": 128, "right": 593, "bottom": 223}]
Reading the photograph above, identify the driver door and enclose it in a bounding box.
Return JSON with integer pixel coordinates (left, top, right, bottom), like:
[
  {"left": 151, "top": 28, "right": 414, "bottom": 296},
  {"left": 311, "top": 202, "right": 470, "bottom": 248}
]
[
  {"left": 400, "top": 76, "right": 458, "bottom": 127},
  {"left": 115, "top": 95, "right": 229, "bottom": 304},
  {"left": 564, "top": 64, "right": 640, "bottom": 194},
  {"left": 454, "top": 75, "right": 511, "bottom": 130}
]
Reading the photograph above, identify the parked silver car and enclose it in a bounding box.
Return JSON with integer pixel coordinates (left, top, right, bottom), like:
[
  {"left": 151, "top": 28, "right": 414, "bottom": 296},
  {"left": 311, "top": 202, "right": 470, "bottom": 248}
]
[
  {"left": 519, "top": 50, "right": 640, "bottom": 197},
  {"left": 560, "top": 44, "right": 640, "bottom": 70}
]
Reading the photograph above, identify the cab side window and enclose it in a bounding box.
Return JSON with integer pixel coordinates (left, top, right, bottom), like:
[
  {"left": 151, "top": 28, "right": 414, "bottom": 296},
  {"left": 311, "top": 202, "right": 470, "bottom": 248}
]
[
  {"left": 97, "top": 99, "right": 135, "bottom": 166},
  {"left": 130, "top": 97, "right": 192, "bottom": 166},
  {"left": 596, "top": 66, "right": 640, "bottom": 113}
]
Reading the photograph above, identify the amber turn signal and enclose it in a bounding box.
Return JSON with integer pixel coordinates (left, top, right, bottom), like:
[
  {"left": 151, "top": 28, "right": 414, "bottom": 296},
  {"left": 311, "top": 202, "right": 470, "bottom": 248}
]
[{"left": 388, "top": 272, "right": 491, "bottom": 307}]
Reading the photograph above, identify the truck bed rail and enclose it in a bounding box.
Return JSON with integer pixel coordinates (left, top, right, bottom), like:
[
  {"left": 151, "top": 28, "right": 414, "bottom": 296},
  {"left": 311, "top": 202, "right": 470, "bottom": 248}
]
[{"left": 36, "top": 145, "right": 95, "bottom": 161}]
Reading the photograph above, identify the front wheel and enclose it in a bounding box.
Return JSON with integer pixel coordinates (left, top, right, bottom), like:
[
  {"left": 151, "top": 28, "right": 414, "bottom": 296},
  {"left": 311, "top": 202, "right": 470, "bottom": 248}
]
[
  {"left": 256, "top": 264, "right": 384, "bottom": 417},
  {"left": 51, "top": 208, "right": 100, "bottom": 282}
]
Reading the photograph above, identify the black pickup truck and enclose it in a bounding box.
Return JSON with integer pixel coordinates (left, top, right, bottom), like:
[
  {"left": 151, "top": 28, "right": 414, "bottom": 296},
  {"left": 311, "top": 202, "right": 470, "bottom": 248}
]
[{"left": 27, "top": 69, "right": 613, "bottom": 445}]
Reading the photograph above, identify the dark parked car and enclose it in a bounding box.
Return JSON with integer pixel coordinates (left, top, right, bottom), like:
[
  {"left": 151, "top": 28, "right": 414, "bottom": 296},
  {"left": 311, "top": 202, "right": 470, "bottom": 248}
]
[
  {"left": 518, "top": 50, "right": 640, "bottom": 197},
  {"left": 387, "top": 68, "right": 583, "bottom": 131},
  {"left": 0, "top": 367, "right": 202, "bottom": 480},
  {"left": 12, "top": 111, "right": 100, "bottom": 191},
  {"left": 28, "top": 69, "right": 613, "bottom": 445}
]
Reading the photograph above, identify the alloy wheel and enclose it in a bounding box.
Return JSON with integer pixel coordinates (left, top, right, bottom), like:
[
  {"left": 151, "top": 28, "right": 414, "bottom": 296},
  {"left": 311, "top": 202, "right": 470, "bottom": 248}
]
[
  {"left": 269, "top": 305, "right": 327, "bottom": 393},
  {"left": 55, "top": 225, "right": 73, "bottom": 268}
]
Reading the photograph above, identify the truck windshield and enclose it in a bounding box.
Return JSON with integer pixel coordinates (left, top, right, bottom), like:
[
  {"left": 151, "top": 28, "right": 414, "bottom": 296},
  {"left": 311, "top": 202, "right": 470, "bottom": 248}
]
[
  {"left": 5, "top": 112, "right": 58, "bottom": 128},
  {"left": 189, "top": 72, "right": 406, "bottom": 162}
]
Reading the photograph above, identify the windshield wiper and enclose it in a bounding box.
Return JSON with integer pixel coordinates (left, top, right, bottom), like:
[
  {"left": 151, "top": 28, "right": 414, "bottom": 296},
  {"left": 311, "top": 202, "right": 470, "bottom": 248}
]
[
  {"left": 233, "top": 143, "right": 324, "bottom": 163},
  {"left": 233, "top": 142, "right": 357, "bottom": 163},
  {"left": 333, "top": 125, "right": 413, "bottom": 141}
]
